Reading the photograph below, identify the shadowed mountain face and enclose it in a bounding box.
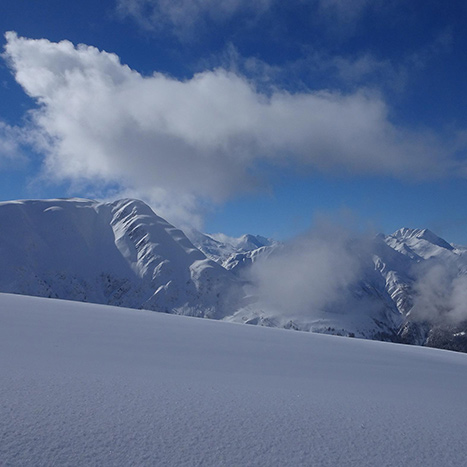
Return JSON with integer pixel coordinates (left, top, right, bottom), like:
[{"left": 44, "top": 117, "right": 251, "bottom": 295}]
[{"left": 1, "top": 198, "right": 466, "bottom": 352}]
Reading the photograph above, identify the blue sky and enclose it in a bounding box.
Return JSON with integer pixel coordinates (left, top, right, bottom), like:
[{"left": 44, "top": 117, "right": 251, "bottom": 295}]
[{"left": 1, "top": 0, "right": 467, "bottom": 242}]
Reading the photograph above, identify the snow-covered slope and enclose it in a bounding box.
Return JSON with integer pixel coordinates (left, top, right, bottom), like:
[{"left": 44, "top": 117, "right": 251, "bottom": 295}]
[
  {"left": 211, "top": 232, "right": 273, "bottom": 251},
  {"left": 376, "top": 228, "right": 467, "bottom": 315},
  {"left": 385, "top": 227, "right": 454, "bottom": 259},
  {"left": 222, "top": 245, "right": 276, "bottom": 273},
  {"left": 2, "top": 292, "right": 467, "bottom": 466},
  {"left": 186, "top": 228, "right": 277, "bottom": 270},
  {"left": 0, "top": 198, "right": 237, "bottom": 318},
  {"left": 380, "top": 228, "right": 467, "bottom": 349}
]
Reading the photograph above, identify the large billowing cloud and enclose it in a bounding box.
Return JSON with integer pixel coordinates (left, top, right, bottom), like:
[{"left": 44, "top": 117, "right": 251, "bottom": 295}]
[{"left": 3, "top": 32, "right": 454, "bottom": 225}]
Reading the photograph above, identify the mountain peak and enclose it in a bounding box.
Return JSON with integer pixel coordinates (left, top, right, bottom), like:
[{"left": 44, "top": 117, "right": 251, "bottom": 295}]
[{"left": 390, "top": 227, "right": 453, "bottom": 251}]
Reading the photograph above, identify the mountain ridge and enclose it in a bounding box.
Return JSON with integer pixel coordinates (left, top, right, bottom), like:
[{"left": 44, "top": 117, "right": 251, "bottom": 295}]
[
  {"left": 1, "top": 197, "right": 466, "bottom": 352},
  {"left": 0, "top": 197, "right": 238, "bottom": 318}
]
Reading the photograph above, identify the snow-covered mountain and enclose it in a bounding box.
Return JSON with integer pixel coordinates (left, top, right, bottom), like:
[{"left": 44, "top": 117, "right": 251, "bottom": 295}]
[
  {"left": 227, "top": 226, "right": 467, "bottom": 352},
  {"left": 1, "top": 197, "right": 466, "bottom": 352},
  {"left": 185, "top": 228, "right": 277, "bottom": 270},
  {"left": 0, "top": 198, "right": 238, "bottom": 318},
  {"left": 228, "top": 234, "right": 405, "bottom": 340},
  {"left": 383, "top": 228, "right": 467, "bottom": 351},
  {"left": 385, "top": 227, "right": 455, "bottom": 260}
]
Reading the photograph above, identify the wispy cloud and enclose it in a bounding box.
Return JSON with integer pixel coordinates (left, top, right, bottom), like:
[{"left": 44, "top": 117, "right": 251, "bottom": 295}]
[
  {"left": 241, "top": 217, "right": 404, "bottom": 336},
  {"left": 0, "top": 121, "right": 27, "bottom": 169},
  {"left": 117, "top": 0, "right": 392, "bottom": 37},
  {"left": 214, "top": 45, "right": 406, "bottom": 94},
  {"left": 410, "top": 256, "right": 467, "bottom": 326},
  {"left": 116, "top": 0, "right": 273, "bottom": 38},
  {"left": 3, "top": 32, "right": 462, "bottom": 225},
  {"left": 212, "top": 29, "right": 453, "bottom": 96},
  {"left": 246, "top": 222, "right": 363, "bottom": 318},
  {"left": 317, "top": 0, "right": 377, "bottom": 23}
]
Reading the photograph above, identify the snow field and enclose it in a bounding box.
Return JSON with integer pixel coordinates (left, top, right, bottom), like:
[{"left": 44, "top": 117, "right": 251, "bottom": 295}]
[{"left": 2, "top": 292, "right": 467, "bottom": 466}]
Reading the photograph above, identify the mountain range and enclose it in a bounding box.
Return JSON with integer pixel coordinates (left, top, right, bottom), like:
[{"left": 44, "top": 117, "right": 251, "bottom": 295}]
[{"left": 1, "top": 197, "right": 466, "bottom": 352}]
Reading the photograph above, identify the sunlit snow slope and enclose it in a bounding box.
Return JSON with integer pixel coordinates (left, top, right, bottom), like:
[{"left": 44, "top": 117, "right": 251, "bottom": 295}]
[
  {"left": 2, "top": 293, "right": 467, "bottom": 466},
  {"left": 0, "top": 198, "right": 236, "bottom": 318}
]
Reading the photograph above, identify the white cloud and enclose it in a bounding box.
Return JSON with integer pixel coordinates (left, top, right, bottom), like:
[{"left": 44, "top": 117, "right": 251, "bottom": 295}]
[
  {"left": 247, "top": 225, "right": 362, "bottom": 317},
  {"left": 3, "top": 32, "right": 457, "bottom": 225},
  {"left": 224, "top": 45, "right": 408, "bottom": 94},
  {"left": 410, "top": 258, "right": 467, "bottom": 326},
  {"left": 242, "top": 219, "right": 400, "bottom": 333}
]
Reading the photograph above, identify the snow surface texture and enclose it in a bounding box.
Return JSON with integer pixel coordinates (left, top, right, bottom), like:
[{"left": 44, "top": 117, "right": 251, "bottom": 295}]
[{"left": 2, "top": 292, "right": 467, "bottom": 467}]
